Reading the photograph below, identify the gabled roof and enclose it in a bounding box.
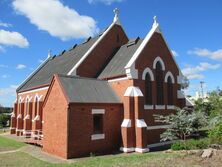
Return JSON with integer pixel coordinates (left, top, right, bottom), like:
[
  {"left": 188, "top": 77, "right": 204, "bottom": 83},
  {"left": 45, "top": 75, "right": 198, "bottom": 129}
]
[
  {"left": 98, "top": 38, "right": 143, "bottom": 79},
  {"left": 57, "top": 75, "right": 121, "bottom": 103},
  {"left": 17, "top": 36, "right": 100, "bottom": 92}
]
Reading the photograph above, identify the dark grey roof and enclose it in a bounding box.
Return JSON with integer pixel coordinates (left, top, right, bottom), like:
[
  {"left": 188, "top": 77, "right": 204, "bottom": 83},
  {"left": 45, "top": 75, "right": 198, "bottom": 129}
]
[
  {"left": 17, "top": 36, "right": 100, "bottom": 92},
  {"left": 58, "top": 75, "right": 121, "bottom": 103},
  {"left": 98, "top": 38, "right": 143, "bottom": 79}
]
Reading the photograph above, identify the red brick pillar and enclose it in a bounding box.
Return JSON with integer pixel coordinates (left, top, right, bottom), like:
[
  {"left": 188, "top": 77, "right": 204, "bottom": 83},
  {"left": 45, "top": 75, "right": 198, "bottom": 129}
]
[
  {"left": 32, "top": 100, "right": 43, "bottom": 139},
  {"left": 10, "top": 102, "right": 17, "bottom": 134},
  {"left": 120, "top": 95, "right": 135, "bottom": 152},
  {"left": 23, "top": 101, "right": 33, "bottom": 138},
  {"left": 16, "top": 102, "right": 24, "bottom": 136},
  {"left": 134, "top": 96, "right": 149, "bottom": 153}
]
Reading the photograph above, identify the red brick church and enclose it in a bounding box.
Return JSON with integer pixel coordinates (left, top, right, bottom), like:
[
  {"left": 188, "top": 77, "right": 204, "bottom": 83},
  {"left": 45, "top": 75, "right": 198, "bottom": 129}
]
[{"left": 10, "top": 9, "right": 190, "bottom": 158}]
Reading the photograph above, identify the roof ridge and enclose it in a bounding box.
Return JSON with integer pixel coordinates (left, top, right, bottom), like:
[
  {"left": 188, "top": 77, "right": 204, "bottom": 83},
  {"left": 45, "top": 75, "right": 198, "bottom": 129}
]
[{"left": 57, "top": 74, "right": 105, "bottom": 82}]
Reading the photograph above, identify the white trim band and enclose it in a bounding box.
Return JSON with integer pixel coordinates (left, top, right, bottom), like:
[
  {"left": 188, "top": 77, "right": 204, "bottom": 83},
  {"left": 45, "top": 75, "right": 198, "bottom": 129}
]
[
  {"left": 17, "top": 114, "right": 22, "bottom": 119},
  {"left": 135, "top": 147, "right": 149, "bottom": 153},
  {"left": 92, "top": 109, "right": 105, "bottom": 114},
  {"left": 166, "top": 105, "right": 176, "bottom": 110},
  {"left": 108, "top": 77, "right": 128, "bottom": 82},
  {"left": 147, "top": 125, "right": 169, "bottom": 130},
  {"left": 18, "top": 87, "right": 49, "bottom": 95},
  {"left": 144, "top": 105, "right": 154, "bottom": 110},
  {"left": 120, "top": 147, "right": 135, "bottom": 153},
  {"left": 155, "top": 105, "right": 165, "bottom": 109},
  {"left": 121, "top": 119, "right": 131, "bottom": 127},
  {"left": 23, "top": 114, "right": 30, "bottom": 120},
  {"left": 136, "top": 119, "right": 147, "bottom": 128},
  {"left": 124, "top": 86, "right": 143, "bottom": 97},
  {"left": 91, "top": 134, "right": 105, "bottom": 140}
]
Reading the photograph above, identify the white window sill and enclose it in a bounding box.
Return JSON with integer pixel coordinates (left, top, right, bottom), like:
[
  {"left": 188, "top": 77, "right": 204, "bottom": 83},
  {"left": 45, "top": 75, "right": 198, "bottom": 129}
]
[
  {"left": 144, "top": 105, "right": 154, "bottom": 110},
  {"left": 91, "top": 134, "right": 105, "bottom": 140},
  {"left": 155, "top": 105, "right": 165, "bottom": 109},
  {"left": 166, "top": 105, "right": 176, "bottom": 110}
]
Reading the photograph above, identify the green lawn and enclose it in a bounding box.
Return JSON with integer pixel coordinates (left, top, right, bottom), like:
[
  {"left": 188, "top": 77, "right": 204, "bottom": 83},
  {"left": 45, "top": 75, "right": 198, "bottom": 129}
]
[
  {"left": 0, "top": 136, "right": 221, "bottom": 167},
  {"left": 0, "top": 151, "right": 182, "bottom": 167},
  {"left": 0, "top": 136, "right": 26, "bottom": 152}
]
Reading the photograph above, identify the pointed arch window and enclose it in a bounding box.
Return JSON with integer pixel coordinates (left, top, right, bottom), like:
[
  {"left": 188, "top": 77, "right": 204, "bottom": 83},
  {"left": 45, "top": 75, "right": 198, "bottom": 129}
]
[
  {"left": 145, "top": 73, "right": 152, "bottom": 105},
  {"left": 156, "top": 61, "right": 164, "bottom": 105},
  {"left": 167, "top": 76, "right": 173, "bottom": 105}
]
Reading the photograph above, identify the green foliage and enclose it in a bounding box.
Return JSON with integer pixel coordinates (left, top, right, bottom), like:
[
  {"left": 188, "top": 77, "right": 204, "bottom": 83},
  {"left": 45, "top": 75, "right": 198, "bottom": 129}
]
[
  {"left": 0, "top": 107, "right": 12, "bottom": 114},
  {"left": 171, "top": 138, "right": 210, "bottom": 150},
  {"left": 155, "top": 108, "right": 208, "bottom": 141},
  {"left": 208, "top": 121, "right": 222, "bottom": 144},
  {"left": 195, "top": 91, "right": 222, "bottom": 119},
  {"left": 0, "top": 113, "right": 10, "bottom": 127}
]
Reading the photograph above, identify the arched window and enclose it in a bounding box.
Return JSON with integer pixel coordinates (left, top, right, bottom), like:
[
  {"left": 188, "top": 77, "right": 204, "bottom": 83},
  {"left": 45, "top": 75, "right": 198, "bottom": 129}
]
[
  {"left": 167, "top": 76, "right": 173, "bottom": 105},
  {"left": 145, "top": 73, "right": 152, "bottom": 105},
  {"left": 156, "top": 61, "right": 164, "bottom": 105}
]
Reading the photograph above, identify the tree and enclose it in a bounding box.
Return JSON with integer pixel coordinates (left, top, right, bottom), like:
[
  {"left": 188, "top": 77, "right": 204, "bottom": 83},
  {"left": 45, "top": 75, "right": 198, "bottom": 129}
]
[
  {"left": 0, "top": 113, "right": 10, "bottom": 128},
  {"left": 154, "top": 108, "right": 208, "bottom": 141}
]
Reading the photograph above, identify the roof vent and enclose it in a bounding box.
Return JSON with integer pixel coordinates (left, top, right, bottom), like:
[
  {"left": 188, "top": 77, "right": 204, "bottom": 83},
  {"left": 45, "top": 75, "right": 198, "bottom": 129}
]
[
  {"left": 83, "top": 37, "right": 91, "bottom": 44},
  {"left": 69, "top": 44, "right": 77, "bottom": 51},
  {"left": 72, "top": 44, "right": 77, "bottom": 49},
  {"left": 127, "top": 37, "right": 140, "bottom": 47},
  {"left": 58, "top": 50, "right": 66, "bottom": 56}
]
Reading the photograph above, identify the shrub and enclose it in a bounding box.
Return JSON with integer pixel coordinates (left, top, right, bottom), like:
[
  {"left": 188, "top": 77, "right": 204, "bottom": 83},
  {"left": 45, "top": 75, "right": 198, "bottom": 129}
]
[
  {"left": 171, "top": 138, "right": 210, "bottom": 150},
  {"left": 208, "top": 121, "right": 222, "bottom": 144},
  {"left": 155, "top": 108, "right": 208, "bottom": 141}
]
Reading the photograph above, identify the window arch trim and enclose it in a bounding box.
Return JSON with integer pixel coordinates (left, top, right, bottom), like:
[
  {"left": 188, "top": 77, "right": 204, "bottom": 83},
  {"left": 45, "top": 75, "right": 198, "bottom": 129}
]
[
  {"left": 142, "top": 67, "right": 154, "bottom": 81},
  {"left": 164, "top": 71, "right": 175, "bottom": 83},
  {"left": 153, "top": 56, "right": 165, "bottom": 71}
]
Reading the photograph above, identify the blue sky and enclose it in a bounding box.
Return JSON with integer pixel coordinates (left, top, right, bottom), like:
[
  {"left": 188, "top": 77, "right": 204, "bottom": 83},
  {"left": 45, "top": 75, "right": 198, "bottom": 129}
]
[{"left": 0, "top": 0, "right": 222, "bottom": 107}]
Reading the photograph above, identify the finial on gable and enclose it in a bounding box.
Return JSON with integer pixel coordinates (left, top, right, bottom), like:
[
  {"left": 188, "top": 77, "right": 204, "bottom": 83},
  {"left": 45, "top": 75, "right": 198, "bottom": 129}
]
[
  {"left": 47, "top": 49, "right": 52, "bottom": 58},
  {"left": 113, "top": 8, "right": 120, "bottom": 23},
  {"left": 152, "top": 16, "right": 158, "bottom": 27}
]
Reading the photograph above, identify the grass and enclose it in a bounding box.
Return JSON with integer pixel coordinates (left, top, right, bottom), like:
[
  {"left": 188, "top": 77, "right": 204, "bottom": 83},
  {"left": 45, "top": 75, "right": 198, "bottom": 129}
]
[
  {"left": 0, "top": 136, "right": 26, "bottom": 152},
  {"left": 0, "top": 136, "right": 222, "bottom": 167},
  {"left": 0, "top": 151, "right": 182, "bottom": 167}
]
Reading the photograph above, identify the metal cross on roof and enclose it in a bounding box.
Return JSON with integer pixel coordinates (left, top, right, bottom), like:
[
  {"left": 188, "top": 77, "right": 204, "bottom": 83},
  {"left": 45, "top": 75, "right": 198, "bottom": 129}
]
[
  {"left": 153, "top": 16, "right": 157, "bottom": 24},
  {"left": 113, "top": 8, "right": 119, "bottom": 22}
]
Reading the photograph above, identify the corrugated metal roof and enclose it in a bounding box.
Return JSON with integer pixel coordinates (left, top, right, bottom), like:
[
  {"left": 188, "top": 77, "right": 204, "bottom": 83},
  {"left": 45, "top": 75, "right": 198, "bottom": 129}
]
[
  {"left": 98, "top": 38, "right": 143, "bottom": 79},
  {"left": 58, "top": 75, "right": 121, "bottom": 103},
  {"left": 17, "top": 36, "right": 100, "bottom": 92}
]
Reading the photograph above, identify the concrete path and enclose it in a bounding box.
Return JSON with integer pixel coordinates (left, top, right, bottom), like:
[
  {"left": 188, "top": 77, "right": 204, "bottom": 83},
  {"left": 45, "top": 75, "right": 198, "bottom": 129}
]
[
  {"left": 20, "top": 145, "right": 68, "bottom": 164},
  {"left": 1, "top": 134, "right": 69, "bottom": 164},
  {"left": 0, "top": 149, "right": 20, "bottom": 155}
]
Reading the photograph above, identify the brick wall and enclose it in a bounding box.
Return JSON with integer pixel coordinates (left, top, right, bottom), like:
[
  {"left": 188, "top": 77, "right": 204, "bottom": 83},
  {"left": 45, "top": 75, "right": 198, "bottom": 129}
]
[
  {"left": 42, "top": 78, "right": 69, "bottom": 158},
  {"left": 77, "top": 24, "right": 128, "bottom": 78},
  {"left": 67, "top": 103, "right": 123, "bottom": 158}
]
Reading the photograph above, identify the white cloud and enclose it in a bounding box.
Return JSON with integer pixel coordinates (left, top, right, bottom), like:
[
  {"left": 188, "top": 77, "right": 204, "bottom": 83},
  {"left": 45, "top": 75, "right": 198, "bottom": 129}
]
[
  {"left": 0, "top": 85, "right": 18, "bottom": 96},
  {"left": 13, "top": 0, "right": 98, "bottom": 41},
  {"left": 0, "top": 22, "right": 12, "bottom": 28},
  {"left": 171, "top": 50, "right": 178, "bottom": 57},
  {"left": 16, "top": 64, "right": 26, "bottom": 69},
  {"left": 88, "top": 0, "right": 124, "bottom": 5},
  {"left": 188, "top": 48, "right": 222, "bottom": 60},
  {"left": 0, "top": 29, "right": 29, "bottom": 48},
  {"left": 182, "top": 62, "right": 221, "bottom": 80},
  {"left": 0, "top": 85, "right": 18, "bottom": 107}
]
